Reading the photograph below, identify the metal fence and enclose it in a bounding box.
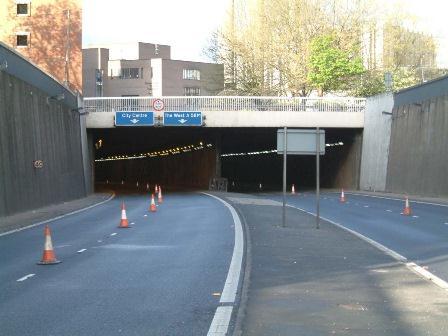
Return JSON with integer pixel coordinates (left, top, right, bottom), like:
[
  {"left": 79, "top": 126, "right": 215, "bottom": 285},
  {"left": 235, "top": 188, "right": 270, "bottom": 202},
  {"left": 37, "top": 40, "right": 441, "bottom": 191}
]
[{"left": 84, "top": 96, "right": 366, "bottom": 113}]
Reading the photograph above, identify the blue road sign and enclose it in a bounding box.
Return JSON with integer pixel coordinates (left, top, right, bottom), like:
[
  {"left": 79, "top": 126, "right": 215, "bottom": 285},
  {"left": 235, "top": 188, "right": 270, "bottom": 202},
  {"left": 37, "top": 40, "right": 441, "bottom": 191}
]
[
  {"left": 115, "top": 111, "right": 154, "bottom": 126},
  {"left": 163, "top": 112, "right": 203, "bottom": 126}
]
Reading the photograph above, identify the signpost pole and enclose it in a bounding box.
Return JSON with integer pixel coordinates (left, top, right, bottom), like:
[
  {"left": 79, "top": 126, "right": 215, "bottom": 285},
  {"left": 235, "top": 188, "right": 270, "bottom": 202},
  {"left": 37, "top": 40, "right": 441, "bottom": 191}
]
[
  {"left": 282, "top": 127, "right": 287, "bottom": 228},
  {"left": 316, "top": 127, "right": 320, "bottom": 229}
]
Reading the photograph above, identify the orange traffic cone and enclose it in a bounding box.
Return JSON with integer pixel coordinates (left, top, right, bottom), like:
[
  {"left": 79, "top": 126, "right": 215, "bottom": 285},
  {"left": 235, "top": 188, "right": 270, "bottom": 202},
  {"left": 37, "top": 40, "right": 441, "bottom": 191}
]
[
  {"left": 37, "top": 225, "right": 61, "bottom": 265},
  {"left": 158, "top": 186, "right": 163, "bottom": 204},
  {"left": 402, "top": 196, "right": 412, "bottom": 216},
  {"left": 339, "top": 189, "right": 346, "bottom": 203},
  {"left": 291, "top": 184, "right": 296, "bottom": 195},
  {"left": 149, "top": 194, "right": 157, "bottom": 212},
  {"left": 118, "top": 202, "right": 130, "bottom": 228}
]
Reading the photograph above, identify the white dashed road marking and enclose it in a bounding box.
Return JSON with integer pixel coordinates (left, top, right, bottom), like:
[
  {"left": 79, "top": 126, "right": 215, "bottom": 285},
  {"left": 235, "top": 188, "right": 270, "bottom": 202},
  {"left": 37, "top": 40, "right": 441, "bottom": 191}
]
[
  {"left": 17, "top": 274, "right": 35, "bottom": 282},
  {"left": 110, "top": 233, "right": 117, "bottom": 236},
  {"left": 77, "top": 249, "right": 87, "bottom": 253}
]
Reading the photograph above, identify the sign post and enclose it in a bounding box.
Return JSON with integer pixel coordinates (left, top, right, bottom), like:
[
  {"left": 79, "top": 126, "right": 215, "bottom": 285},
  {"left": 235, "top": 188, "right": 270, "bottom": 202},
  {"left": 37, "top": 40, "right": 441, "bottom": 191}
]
[
  {"left": 277, "top": 129, "right": 325, "bottom": 229},
  {"left": 316, "top": 127, "right": 320, "bottom": 229},
  {"left": 282, "top": 127, "right": 287, "bottom": 228}
]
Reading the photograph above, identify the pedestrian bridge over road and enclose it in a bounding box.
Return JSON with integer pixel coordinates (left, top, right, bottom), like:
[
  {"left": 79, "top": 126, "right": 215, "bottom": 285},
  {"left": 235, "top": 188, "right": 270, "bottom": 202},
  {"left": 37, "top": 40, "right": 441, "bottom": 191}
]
[{"left": 84, "top": 96, "right": 366, "bottom": 128}]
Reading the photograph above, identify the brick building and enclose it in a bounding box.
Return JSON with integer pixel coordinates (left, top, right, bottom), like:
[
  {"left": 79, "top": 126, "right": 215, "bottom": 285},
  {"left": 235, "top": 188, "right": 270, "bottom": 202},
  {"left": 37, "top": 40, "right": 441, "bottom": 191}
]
[{"left": 0, "top": 0, "right": 82, "bottom": 92}]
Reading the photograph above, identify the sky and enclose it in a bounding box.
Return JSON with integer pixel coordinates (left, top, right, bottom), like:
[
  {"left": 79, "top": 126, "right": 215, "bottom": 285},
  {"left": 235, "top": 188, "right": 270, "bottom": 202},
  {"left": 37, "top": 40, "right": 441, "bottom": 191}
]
[
  {"left": 83, "top": 0, "right": 448, "bottom": 66},
  {"left": 82, "top": 0, "right": 231, "bottom": 62}
]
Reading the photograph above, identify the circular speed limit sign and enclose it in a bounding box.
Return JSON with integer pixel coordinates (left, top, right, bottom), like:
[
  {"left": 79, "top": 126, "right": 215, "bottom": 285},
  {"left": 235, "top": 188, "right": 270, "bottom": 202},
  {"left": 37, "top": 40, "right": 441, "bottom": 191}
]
[{"left": 152, "top": 98, "right": 165, "bottom": 111}]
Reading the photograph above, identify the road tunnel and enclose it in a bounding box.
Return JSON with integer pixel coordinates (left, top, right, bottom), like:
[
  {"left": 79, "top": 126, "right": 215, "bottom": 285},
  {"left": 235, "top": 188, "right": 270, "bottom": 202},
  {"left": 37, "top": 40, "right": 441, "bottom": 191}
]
[{"left": 90, "top": 127, "right": 362, "bottom": 192}]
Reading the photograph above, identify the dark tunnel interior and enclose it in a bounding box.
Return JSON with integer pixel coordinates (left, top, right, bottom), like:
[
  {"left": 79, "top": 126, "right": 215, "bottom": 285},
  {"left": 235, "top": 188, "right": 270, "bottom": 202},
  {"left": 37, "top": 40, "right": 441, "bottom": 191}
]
[{"left": 91, "top": 127, "right": 363, "bottom": 192}]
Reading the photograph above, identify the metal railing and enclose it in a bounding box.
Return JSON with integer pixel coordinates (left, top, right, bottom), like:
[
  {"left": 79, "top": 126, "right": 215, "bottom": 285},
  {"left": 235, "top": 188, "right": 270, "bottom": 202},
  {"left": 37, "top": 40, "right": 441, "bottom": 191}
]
[{"left": 83, "top": 96, "right": 366, "bottom": 113}]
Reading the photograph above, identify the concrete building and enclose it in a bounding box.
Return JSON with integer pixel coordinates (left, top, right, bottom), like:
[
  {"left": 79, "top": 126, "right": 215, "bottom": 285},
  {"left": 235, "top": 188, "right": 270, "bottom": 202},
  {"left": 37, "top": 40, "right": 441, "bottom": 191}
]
[
  {"left": 0, "top": 0, "right": 82, "bottom": 93},
  {"left": 83, "top": 42, "right": 224, "bottom": 97}
]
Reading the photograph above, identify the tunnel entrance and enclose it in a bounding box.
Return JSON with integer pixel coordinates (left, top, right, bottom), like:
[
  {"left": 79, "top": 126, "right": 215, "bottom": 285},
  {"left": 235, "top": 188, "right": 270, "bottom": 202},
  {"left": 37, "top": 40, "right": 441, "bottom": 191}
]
[{"left": 90, "top": 127, "right": 363, "bottom": 192}]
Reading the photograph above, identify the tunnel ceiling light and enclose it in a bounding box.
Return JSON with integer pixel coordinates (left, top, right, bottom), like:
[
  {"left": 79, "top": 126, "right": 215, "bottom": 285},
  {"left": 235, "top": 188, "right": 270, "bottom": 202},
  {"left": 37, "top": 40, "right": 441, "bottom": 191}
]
[{"left": 96, "top": 142, "right": 214, "bottom": 162}]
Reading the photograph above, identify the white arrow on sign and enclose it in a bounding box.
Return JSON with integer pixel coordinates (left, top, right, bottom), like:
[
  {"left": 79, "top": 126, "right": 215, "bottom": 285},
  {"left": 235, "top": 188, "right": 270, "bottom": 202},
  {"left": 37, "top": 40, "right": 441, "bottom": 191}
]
[
  {"left": 178, "top": 119, "right": 188, "bottom": 124},
  {"left": 130, "top": 118, "right": 139, "bottom": 124}
]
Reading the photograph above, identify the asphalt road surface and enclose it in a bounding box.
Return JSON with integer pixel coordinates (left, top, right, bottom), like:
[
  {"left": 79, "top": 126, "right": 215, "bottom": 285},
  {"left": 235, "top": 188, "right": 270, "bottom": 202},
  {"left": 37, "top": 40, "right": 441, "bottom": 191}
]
[
  {"left": 263, "top": 191, "right": 448, "bottom": 282},
  {"left": 0, "top": 193, "right": 234, "bottom": 336}
]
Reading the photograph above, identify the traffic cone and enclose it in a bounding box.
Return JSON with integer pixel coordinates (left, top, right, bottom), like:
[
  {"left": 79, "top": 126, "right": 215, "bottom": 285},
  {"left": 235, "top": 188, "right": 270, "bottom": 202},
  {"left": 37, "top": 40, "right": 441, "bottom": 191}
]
[
  {"left": 339, "top": 189, "right": 346, "bottom": 203},
  {"left": 118, "top": 202, "right": 130, "bottom": 228},
  {"left": 37, "top": 225, "right": 61, "bottom": 265},
  {"left": 402, "top": 196, "right": 412, "bottom": 216},
  {"left": 291, "top": 184, "right": 296, "bottom": 195},
  {"left": 149, "top": 194, "right": 157, "bottom": 212},
  {"left": 158, "top": 186, "right": 163, "bottom": 204}
]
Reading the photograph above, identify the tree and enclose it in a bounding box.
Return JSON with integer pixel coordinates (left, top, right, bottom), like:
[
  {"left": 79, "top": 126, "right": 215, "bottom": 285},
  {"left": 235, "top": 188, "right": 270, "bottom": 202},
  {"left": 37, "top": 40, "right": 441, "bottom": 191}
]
[
  {"left": 209, "top": 0, "right": 442, "bottom": 97},
  {"left": 308, "top": 34, "right": 364, "bottom": 95}
]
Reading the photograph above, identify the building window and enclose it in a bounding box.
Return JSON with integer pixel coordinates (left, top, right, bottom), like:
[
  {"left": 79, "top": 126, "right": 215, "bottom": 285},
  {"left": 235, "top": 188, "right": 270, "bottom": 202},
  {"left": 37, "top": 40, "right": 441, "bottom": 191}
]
[
  {"left": 95, "top": 69, "right": 103, "bottom": 97},
  {"left": 183, "top": 69, "right": 200, "bottom": 80},
  {"left": 16, "top": 33, "right": 30, "bottom": 47},
  {"left": 16, "top": 1, "right": 31, "bottom": 16},
  {"left": 184, "top": 87, "right": 200, "bottom": 96},
  {"left": 110, "top": 68, "right": 143, "bottom": 79}
]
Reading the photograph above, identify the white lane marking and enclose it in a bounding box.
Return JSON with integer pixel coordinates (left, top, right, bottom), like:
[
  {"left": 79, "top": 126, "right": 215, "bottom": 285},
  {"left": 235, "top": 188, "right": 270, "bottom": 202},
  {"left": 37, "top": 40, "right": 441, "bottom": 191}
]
[
  {"left": 144, "top": 214, "right": 148, "bottom": 217},
  {"left": 406, "top": 262, "right": 448, "bottom": 289},
  {"left": 202, "top": 193, "right": 243, "bottom": 304},
  {"left": 0, "top": 193, "right": 115, "bottom": 237},
  {"left": 286, "top": 204, "right": 448, "bottom": 291},
  {"left": 345, "top": 192, "right": 448, "bottom": 208},
  {"left": 97, "top": 240, "right": 103, "bottom": 243},
  {"left": 445, "top": 223, "right": 448, "bottom": 225},
  {"left": 110, "top": 233, "right": 117, "bottom": 236},
  {"left": 412, "top": 215, "right": 419, "bottom": 218},
  {"left": 17, "top": 274, "right": 35, "bottom": 282},
  {"left": 54, "top": 244, "right": 71, "bottom": 248},
  {"left": 386, "top": 210, "right": 393, "bottom": 212},
  {"left": 130, "top": 222, "right": 135, "bottom": 225},
  {"left": 207, "top": 306, "right": 233, "bottom": 336},
  {"left": 363, "top": 205, "right": 369, "bottom": 208},
  {"left": 77, "top": 249, "right": 87, "bottom": 253}
]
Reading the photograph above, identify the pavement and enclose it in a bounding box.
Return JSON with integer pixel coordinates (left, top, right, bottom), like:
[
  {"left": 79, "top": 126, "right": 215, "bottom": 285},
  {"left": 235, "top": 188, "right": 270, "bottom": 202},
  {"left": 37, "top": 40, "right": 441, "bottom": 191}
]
[
  {"left": 0, "top": 193, "right": 114, "bottom": 235},
  {"left": 211, "top": 192, "right": 448, "bottom": 336}
]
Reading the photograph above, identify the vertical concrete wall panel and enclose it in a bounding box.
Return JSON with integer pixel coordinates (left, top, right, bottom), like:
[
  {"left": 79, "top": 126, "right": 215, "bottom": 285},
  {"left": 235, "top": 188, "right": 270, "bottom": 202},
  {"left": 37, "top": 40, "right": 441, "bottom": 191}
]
[{"left": 360, "top": 93, "right": 394, "bottom": 192}]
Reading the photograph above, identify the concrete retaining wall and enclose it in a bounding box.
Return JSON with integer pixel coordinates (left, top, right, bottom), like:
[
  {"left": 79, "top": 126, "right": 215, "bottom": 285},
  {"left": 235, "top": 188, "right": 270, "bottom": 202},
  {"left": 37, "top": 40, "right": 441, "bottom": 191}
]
[
  {"left": 386, "top": 92, "right": 448, "bottom": 196},
  {"left": 0, "top": 70, "right": 87, "bottom": 217}
]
